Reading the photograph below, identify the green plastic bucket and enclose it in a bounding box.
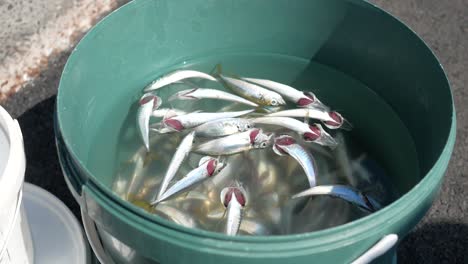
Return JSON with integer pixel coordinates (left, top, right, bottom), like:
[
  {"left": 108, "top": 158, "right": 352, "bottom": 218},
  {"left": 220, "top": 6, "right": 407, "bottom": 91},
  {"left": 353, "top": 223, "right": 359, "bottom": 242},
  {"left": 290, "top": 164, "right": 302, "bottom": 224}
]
[{"left": 55, "top": 0, "right": 456, "bottom": 263}]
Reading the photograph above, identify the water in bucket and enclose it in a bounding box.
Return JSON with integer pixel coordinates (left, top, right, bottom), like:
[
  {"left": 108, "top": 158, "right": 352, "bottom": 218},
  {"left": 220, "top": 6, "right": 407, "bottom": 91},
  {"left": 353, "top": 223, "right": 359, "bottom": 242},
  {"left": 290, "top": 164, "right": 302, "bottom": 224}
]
[{"left": 87, "top": 53, "right": 420, "bottom": 235}]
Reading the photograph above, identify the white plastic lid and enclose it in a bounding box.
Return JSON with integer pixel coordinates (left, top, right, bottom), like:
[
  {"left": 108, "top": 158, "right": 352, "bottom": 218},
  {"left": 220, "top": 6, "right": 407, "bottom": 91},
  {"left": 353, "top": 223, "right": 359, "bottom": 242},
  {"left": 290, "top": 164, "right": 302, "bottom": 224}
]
[{"left": 23, "top": 183, "right": 91, "bottom": 264}]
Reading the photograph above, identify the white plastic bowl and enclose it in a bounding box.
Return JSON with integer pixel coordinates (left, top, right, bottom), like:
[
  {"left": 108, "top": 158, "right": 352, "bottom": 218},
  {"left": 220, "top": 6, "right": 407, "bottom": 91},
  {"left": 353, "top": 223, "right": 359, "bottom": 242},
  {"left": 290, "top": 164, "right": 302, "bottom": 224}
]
[{"left": 0, "top": 105, "right": 33, "bottom": 264}]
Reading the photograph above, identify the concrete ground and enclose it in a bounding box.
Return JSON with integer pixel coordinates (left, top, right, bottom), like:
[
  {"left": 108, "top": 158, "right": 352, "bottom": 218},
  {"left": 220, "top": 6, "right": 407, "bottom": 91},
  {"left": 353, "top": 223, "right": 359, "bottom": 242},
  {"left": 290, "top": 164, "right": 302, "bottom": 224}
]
[
  {"left": 0, "top": 0, "right": 126, "bottom": 100},
  {"left": 1, "top": 0, "right": 467, "bottom": 263}
]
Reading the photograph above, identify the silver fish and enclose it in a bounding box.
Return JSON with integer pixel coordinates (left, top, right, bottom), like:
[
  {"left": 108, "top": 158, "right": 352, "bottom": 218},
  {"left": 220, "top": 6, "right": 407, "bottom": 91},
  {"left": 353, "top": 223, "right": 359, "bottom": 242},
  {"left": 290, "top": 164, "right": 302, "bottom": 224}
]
[
  {"left": 193, "top": 129, "right": 272, "bottom": 156},
  {"left": 239, "top": 219, "right": 270, "bottom": 236},
  {"left": 136, "top": 93, "right": 162, "bottom": 152},
  {"left": 169, "top": 88, "right": 259, "bottom": 107},
  {"left": 266, "top": 108, "right": 352, "bottom": 130},
  {"left": 151, "top": 157, "right": 225, "bottom": 205},
  {"left": 156, "top": 131, "right": 196, "bottom": 199},
  {"left": 144, "top": 70, "right": 217, "bottom": 92},
  {"left": 151, "top": 108, "right": 187, "bottom": 118},
  {"left": 194, "top": 118, "right": 254, "bottom": 137},
  {"left": 272, "top": 135, "right": 317, "bottom": 188},
  {"left": 112, "top": 152, "right": 145, "bottom": 199},
  {"left": 242, "top": 77, "right": 329, "bottom": 110},
  {"left": 163, "top": 109, "right": 254, "bottom": 132},
  {"left": 150, "top": 108, "right": 188, "bottom": 134},
  {"left": 219, "top": 75, "right": 286, "bottom": 106},
  {"left": 155, "top": 204, "right": 197, "bottom": 228},
  {"left": 292, "top": 185, "right": 381, "bottom": 212},
  {"left": 149, "top": 122, "right": 176, "bottom": 134},
  {"left": 253, "top": 116, "right": 337, "bottom": 147},
  {"left": 221, "top": 186, "right": 247, "bottom": 236},
  {"left": 208, "top": 154, "right": 243, "bottom": 188}
]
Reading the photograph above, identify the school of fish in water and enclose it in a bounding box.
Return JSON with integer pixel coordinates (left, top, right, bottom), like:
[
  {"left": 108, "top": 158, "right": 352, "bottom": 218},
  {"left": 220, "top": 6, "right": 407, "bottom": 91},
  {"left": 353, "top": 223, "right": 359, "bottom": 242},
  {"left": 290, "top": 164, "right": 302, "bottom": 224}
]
[{"left": 126, "top": 65, "right": 381, "bottom": 236}]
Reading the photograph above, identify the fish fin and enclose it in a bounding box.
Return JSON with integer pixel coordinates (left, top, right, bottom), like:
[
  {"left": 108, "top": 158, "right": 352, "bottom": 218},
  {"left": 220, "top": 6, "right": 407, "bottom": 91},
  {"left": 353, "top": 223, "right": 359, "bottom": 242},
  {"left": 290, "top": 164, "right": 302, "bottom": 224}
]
[
  {"left": 121, "top": 157, "right": 137, "bottom": 166},
  {"left": 234, "top": 180, "right": 242, "bottom": 188},
  {"left": 161, "top": 110, "right": 186, "bottom": 132},
  {"left": 212, "top": 63, "right": 241, "bottom": 79},
  {"left": 168, "top": 179, "right": 180, "bottom": 186},
  {"left": 168, "top": 93, "right": 179, "bottom": 102},
  {"left": 358, "top": 192, "right": 381, "bottom": 212},
  {"left": 272, "top": 143, "right": 287, "bottom": 156},
  {"left": 340, "top": 117, "right": 353, "bottom": 131},
  {"left": 219, "top": 103, "right": 241, "bottom": 112},
  {"left": 256, "top": 105, "right": 285, "bottom": 114},
  {"left": 150, "top": 121, "right": 176, "bottom": 134},
  {"left": 149, "top": 122, "right": 163, "bottom": 130},
  {"left": 221, "top": 208, "right": 227, "bottom": 219},
  {"left": 303, "top": 91, "right": 318, "bottom": 100},
  {"left": 248, "top": 110, "right": 265, "bottom": 117},
  {"left": 231, "top": 73, "right": 242, "bottom": 79},
  {"left": 161, "top": 109, "right": 179, "bottom": 120},
  {"left": 303, "top": 92, "right": 330, "bottom": 111},
  {"left": 150, "top": 127, "right": 174, "bottom": 134},
  {"left": 307, "top": 109, "right": 311, "bottom": 123},
  {"left": 181, "top": 88, "right": 199, "bottom": 100},
  {"left": 170, "top": 88, "right": 199, "bottom": 101},
  {"left": 315, "top": 124, "right": 339, "bottom": 149},
  {"left": 303, "top": 109, "right": 311, "bottom": 124},
  {"left": 291, "top": 196, "right": 310, "bottom": 215},
  {"left": 198, "top": 156, "right": 212, "bottom": 167},
  {"left": 211, "top": 63, "right": 223, "bottom": 77}
]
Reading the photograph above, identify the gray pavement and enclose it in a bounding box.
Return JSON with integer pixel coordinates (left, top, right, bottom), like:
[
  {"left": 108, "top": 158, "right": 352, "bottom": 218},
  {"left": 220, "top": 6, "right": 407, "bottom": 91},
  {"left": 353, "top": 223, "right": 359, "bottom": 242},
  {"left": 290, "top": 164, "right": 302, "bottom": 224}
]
[{"left": 1, "top": 0, "right": 467, "bottom": 263}]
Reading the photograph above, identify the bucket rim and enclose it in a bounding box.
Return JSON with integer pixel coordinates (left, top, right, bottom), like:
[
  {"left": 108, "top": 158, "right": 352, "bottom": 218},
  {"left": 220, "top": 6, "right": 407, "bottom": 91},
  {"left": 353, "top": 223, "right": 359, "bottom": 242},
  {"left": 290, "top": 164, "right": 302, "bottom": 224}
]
[{"left": 56, "top": 0, "right": 456, "bottom": 245}]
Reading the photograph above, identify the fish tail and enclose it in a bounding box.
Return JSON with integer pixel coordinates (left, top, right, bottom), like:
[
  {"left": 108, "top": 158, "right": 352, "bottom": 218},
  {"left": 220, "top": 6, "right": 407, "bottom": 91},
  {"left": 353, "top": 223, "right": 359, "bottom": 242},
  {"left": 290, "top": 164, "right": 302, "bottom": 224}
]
[
  {"left": 150, "top": 199, "right": 160, "bottom": 207},
  {"left": 212, "top": 63, "right": 242, "bottom": 79},
  {"left": 161, "top": 108, "right": 177, "bottom": 121},
  {"left": 211, "top": 63, "right": 223, "bottom": 77}
]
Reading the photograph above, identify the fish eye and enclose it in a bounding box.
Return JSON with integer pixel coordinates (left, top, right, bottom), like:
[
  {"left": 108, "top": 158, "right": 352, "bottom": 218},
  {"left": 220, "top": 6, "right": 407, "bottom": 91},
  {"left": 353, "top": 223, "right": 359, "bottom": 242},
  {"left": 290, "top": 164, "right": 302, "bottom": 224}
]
[
  {"left": 271, "top": 99, "right": 278, "bottom": 106},
  {"left": 260, "top": 142, "right": 267, "bottom": 148},
  {"left": 246, "top": 124, "right": 251, "bottom": 129}
]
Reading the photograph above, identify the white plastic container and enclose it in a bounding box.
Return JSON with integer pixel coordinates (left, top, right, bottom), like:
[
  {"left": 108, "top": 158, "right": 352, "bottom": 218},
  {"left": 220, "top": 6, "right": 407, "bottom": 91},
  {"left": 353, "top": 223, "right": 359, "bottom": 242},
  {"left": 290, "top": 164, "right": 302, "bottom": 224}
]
[
  {"left": 22, "top": 183, "right": 91, "bottom": 264},
  {"left": 0, "top": 106, "right": 34, "bottom": 264},
  {"left": 0, "top": 105, "right": 91, "bottom": 264}
]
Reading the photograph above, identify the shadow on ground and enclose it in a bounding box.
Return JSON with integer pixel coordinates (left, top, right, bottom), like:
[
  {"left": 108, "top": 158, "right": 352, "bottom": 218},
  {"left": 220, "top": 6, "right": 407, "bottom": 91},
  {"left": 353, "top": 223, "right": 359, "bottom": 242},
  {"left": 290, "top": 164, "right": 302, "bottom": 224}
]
[
  {"left": 16, "top": 95, "right": 81, "bottom": 220},
  {"left": 398, "top": 222, "right": 468, "bottom": 264}
]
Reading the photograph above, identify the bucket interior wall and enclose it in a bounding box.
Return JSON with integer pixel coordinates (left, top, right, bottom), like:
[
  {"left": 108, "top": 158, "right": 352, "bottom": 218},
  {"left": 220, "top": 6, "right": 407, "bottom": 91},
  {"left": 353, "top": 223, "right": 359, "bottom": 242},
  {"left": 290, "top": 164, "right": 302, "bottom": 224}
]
[{"left": 57, "top": 0, "right": 452, "bottom": 199}]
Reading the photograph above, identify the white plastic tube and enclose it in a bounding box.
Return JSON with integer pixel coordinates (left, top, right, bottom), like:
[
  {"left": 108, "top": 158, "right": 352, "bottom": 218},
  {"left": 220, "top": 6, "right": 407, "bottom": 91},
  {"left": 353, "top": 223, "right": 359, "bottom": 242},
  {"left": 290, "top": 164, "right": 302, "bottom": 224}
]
[
  {"left": 0, "top": 106, "right": 34, "bottom": 264},
  {"left": 351, "top": 234, "right": 398, "bottom": 264}
]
